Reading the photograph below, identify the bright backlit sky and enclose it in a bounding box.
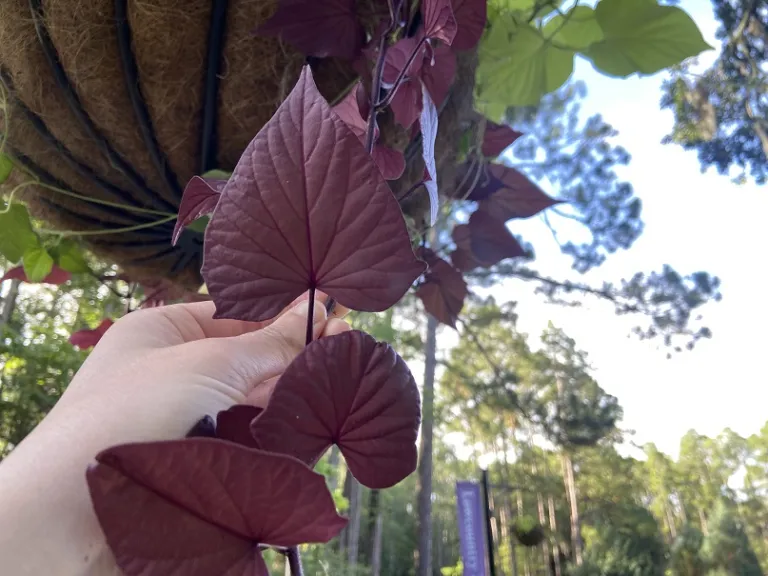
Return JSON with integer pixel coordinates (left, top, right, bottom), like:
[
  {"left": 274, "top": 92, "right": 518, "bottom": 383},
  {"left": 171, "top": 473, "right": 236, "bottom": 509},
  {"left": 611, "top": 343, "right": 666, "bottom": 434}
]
[{"left": 463, "top": 1, "right": 767, "bottom": 459}]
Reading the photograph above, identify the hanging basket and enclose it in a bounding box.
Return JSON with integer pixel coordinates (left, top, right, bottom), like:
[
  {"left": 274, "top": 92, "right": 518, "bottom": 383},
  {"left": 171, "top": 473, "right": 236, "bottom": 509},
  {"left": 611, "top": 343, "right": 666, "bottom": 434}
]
[
  {"left": 0, "top": 0, "right": 478, "bottom": 288},
  {"left": 513, "top": 515, "right": 546, "bottom": 548}
]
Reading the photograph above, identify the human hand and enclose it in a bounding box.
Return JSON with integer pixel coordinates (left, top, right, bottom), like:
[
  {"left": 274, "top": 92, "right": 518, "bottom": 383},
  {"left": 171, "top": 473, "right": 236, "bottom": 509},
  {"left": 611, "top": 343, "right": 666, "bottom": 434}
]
[{"left": 0, "top": 296, "right": 349, "bottom": 575}]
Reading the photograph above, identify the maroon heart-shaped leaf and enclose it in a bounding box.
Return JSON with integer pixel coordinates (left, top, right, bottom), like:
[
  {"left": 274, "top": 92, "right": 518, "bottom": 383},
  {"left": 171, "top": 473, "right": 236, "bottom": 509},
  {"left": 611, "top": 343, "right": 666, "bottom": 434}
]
[
  {"left": 422, "top": 0, "right": 458, "bottom": 45},
  {"left": 467, "top": 210, "right": 526, "bottom": 264},
  {"left": 216, "top": 405, "right": 263, "bottom": 448},
  {"left": 384, "top": 38, "right": 426, "bottom": 129},
  {"left": 333, "top": 84, "right": 404, "bottom": 180},
  {"left": 415, "top": 248, "right": 467, "bottom": 328},
  {"left": 482, "top": 122, "right": 523, "bottom": 158},
  {"left": 383, "top": 37, "right": 425, "bottom": 85},
  {"left": 471, "top": 164, "right": 561, "bottom": 220},
  {"left": 332, "top": 83, "right": 372, "bottom": 140},
  {"left": 256, "top": 0, "right": 364, "bottom": 59},
  {"left": 172, "top": 176, "right": 225, "bottom": 246},
  {"left": 202, "top": 67, "right": 424, "bottom": 322},
  {"left": 69, "top": 318, "right": 114, "bottom": 349},
  {"left": 373, "top": 144, "right": 406, "bottom": 180},
  {"left": 87, "top": 439, "right": 347, "bottom": 576},
  {"left": 450, "top": 0, "right": 487, "bottom": 50},
  {"left": 390, "top": 79, "right": 424, "bottom": 129},
  {"left": 1, "top": 264, "right": 71, "bottom": 285},
  {"left": 420, "top": 85, "right": 440, "bottom": 225},
  {"left": 250, "top": 330, "right": 420, "bottom": 489},
  {"left": 422, "top": 43, "right": 457, "bottom": 108}
]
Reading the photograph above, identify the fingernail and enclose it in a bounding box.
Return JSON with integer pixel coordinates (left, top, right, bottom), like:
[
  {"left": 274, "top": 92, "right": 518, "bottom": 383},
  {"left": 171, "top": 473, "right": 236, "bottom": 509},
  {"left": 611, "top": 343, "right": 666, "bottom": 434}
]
[{"left": 293, "top": 299, "right": 327, "bottom": 324}]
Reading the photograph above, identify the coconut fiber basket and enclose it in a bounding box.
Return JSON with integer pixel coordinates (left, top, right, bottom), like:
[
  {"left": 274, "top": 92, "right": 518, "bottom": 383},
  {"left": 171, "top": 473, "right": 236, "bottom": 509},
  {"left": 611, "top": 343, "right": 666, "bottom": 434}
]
[{"left": 0, "top": 0, "right": 476, "bottom": 288}]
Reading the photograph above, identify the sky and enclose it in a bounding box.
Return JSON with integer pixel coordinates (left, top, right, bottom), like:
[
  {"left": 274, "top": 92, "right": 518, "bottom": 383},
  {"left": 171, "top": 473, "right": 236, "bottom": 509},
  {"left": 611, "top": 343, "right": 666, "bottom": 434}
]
[{"left": 465, "top": 1, "right": 768, "bottom": 460}]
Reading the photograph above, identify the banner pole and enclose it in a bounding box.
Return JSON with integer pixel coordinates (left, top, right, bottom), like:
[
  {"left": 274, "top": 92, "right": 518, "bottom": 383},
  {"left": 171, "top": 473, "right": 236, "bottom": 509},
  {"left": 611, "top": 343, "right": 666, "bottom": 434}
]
[{"left": 481, "top": 469, "right": 496, "bottom": 576}]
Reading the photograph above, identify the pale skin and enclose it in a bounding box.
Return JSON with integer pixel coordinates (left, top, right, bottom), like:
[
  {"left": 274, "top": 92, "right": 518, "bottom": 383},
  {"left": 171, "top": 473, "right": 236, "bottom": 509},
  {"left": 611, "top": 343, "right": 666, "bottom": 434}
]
[{"left": 0, "top": 297, "right": 350, "bottom": 575}]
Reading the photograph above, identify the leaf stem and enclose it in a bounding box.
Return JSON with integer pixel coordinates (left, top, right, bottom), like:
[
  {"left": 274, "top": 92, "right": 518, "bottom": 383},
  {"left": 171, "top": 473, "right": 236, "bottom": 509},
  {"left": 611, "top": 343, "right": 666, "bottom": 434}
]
[
  {"left": 366, "top": 33, "right": 389, "bottom": 153},
  {"left": 376, "top": 36, "right": 426, "bottom": 111},
  {"left": 287, "top": 547, "right": 304, "bottom": 576},
  {"left": 365, "top": 0, "right": 406, "bottom": 153},
  {"left": 37, "top": 215, "right": 176, "bottom": 237},
  {"left": 305, "top": 286, "right": 316, "bottom": 346}
]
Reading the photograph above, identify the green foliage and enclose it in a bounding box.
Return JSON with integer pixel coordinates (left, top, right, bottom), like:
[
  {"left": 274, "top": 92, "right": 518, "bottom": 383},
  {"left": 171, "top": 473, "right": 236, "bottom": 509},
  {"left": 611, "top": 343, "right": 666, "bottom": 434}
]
[
  {"left": 0, "top": 204, "right": 39, "bottom": 264},
  {"left": 21, "top": 246, "right": 53, "bottom": 283},
  {"left": 0, "top": 154, "right": 12, "bottom": 184},
  {"left": 477, "top": 0, "right": 710, "bottom": 113},
  {"left": 661, "top": 2, "right": 768, "bottom": 184},
  {"left": 544, "top": 6, "right": 603, "bottom": 50},
  {"left": 50, "top": 239, "right": 91, "bottom": 274},
  {"left": 669, "top": 525, "right": 706, "bottom": 576},
  {"left": 527, "top": 324, "right": 622, "bottom": 449},
  {"left": 582, "top": 0, "right": 712, "bottom": 78},
  {"left": 701, "top": 500, "right": 763, "bottom": 576},
  {"left": 576, "top": 504, "right": 666, "bottom": 576},
  {"left": 0, "top": 261, "right": 122, "bottom": 456},
  {"left": 477, "top": 16, "right": 574, "bottom": 113}
]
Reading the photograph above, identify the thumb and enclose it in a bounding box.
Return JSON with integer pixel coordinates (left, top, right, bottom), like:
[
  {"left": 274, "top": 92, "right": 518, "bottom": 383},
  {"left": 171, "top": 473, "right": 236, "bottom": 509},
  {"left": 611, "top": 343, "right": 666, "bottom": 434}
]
[{"left": 216, "top": 298, "right": 328, "bottom": 397}]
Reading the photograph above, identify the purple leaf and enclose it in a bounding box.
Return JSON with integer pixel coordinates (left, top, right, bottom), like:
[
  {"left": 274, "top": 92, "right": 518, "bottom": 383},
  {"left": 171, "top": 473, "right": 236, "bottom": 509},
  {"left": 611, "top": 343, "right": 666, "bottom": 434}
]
[
  {"left": 331, "top": 83, "right": 370, "bottom": 141},
  {"left": 415, "top": 248, "right": 467, "bottom": 328},
  {"left": 172, "top": 176, "right": 224, "bottom": 246},
  {"left": 215, "top": 405, "right": 263, "bottom": 448},
  {"left": 422, "top": 43, "right": 457, "bottom": 108},
  {"left": 256, "top": 0, "right": 364, "bottom": 59},
  {"left": 384, "top": 38, "right": 426, "bottom": 129},
  {"left": 420, "top": 85, "right": 440, "bottom": 225},
  {"left": 422, "top": 0, "right": 458, "bottom": 45},
  {"left": 465, "top": 210, "right": 526, "bottom": 265},
  {"left": 87, "top": 439, "right": 346, "bottom": 575},
  {"left": 372, "top": 144, "right": 406, "bottom": 180},
  {"left": 471, "top": 164, "right": 561, "bottom": 220},
  {"left": 1, "top": 264, "right": 71, "bottom": 285},
  {"left": 482, "top": 122, "right": 524, "bottom": 158},
  {"left": 69, "top": 319, "right": 114, "bottom": 350},
  {"left": 382, "top": 38, "right": 425, "bottom": 85},
  {"left": 451, "top": 0, "right": 487, "bottom": 50},
  {"left": 202, "top": 67, "right": 424, "bottom": 322},
  {"left": 251, "top": 330, "right": 421, "bottom": 489},
  {"left": 390, "top": 79, "right": 424, "bottom": 129},
  {"left": 332, "top": 84, "right": 403, "bottom": 179}
]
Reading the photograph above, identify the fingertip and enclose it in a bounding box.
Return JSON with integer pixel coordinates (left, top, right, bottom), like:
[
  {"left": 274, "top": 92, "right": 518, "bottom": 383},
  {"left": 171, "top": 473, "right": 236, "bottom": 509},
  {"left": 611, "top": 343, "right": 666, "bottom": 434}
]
[{"left": 322, "top": 318, "right": 352, "bottom": 338}]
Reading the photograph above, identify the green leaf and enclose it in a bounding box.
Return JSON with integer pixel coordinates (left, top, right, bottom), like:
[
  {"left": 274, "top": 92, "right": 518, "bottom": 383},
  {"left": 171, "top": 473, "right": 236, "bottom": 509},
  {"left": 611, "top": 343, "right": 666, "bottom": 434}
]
[
  {"left": 476, "top": 16, "right": 574, "bottom": 110},
  {"left": 583, "top": 0, "right": 712, "bottom": 77},
  {"left": 544, "top": 6, "right": 603, "bottom": 50},
  {"left": 0, "top": 154, "right": 13, "bottom": 184},
  {"left": 51, "top": 239, "right": 91, "bottom": 274},
  {"left": 187, "top": 214, "right": 210, "bottom": 234},
  {"left": 22, "top": 245, "right": 54, "bottom": 282},
  {"left": 200, "top": 169, "right": 232, "bottom": 180},
  {"left": 0, "top": 204, "right": 40, "bottom": 263}
]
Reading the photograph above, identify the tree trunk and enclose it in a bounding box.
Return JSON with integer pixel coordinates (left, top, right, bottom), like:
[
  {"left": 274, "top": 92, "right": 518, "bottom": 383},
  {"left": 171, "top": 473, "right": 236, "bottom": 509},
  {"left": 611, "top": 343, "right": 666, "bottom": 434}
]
[
  {"left": 547, "top": 495, "right": 561, "bottom": 576},
  {"left": 698, "top": 508, "right": 709, "bottom": 536},
  {"left": 501, "top": 503, "right": 518, "bottom": 576},
  {"left": 517, "top": 492, "right": 530, "bottom": 576},
  {"left": 664, "top": 499, "right": 677, "bottom": 541},
  {"left": 328, "top": 445, "right": 341, "bottom": 493},
  {"left": 346, "top": 478, "right": 363, "bottom": 572},
  {"left": 338, "top": 469, "right": 352, "bottom": 556},
  {"left": 371, "top": 508, "right": 384, "bottom": 576},
  {"left": 561, "top": 453, "right": 582, "bottom": 566},
  {"left": 0, "top": 278, "right": 20, "bottom": 329},
  {"left": 416, "top": 314, "right": 438, "bottom": 576}
]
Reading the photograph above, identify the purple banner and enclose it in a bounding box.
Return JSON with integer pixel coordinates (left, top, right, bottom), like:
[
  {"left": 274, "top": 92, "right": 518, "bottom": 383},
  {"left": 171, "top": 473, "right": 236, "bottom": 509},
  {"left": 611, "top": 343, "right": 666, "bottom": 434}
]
[{"left": 456, "top": 481, "right": 487, "bottom": 576}]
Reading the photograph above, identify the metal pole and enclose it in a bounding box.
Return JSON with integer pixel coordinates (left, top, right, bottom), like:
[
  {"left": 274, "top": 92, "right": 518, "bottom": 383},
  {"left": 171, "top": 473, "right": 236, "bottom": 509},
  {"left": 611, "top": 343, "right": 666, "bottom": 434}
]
[{"left": 481, "top": 469, "right": 497, "bottom": 576}]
